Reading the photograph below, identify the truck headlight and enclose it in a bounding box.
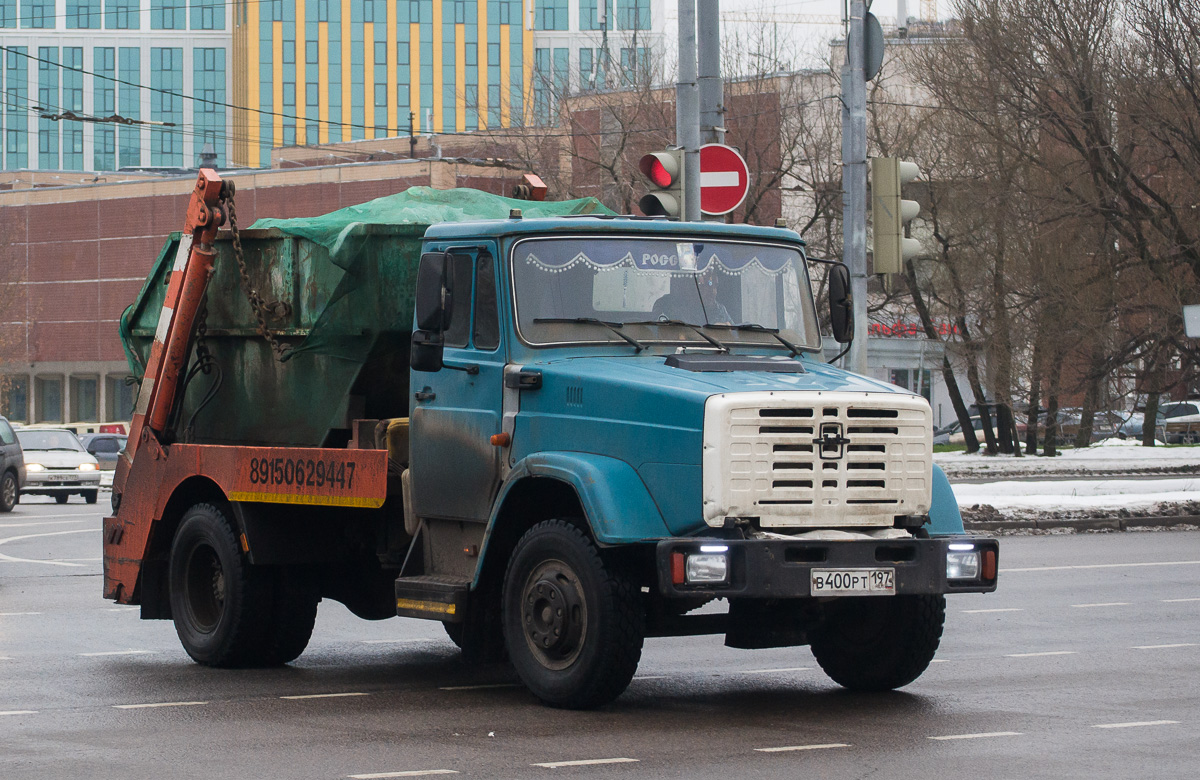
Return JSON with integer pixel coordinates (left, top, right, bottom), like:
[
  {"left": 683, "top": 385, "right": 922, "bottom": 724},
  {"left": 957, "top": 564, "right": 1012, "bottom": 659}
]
[
  {"left": 671, "top": 545, "right": 730, "bottom": 585},
  {"left": 946, "top": 550, "right": 981, "bottom": 580}
]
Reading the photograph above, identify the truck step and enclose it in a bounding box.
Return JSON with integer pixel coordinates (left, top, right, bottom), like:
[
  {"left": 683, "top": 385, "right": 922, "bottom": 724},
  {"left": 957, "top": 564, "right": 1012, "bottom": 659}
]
[{"left": 394, "top": 574, "right": 470, "bottom": 623}]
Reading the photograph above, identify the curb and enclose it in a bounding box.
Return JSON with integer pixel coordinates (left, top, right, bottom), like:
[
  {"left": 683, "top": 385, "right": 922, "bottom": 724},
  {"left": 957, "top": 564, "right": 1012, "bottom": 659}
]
[{"left": 965, "top": 515, "right": 1200, "bottom": 533}]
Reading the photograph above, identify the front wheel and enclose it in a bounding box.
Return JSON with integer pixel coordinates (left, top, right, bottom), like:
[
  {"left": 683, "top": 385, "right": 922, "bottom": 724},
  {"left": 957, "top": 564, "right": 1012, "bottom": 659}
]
[
  {"left": 55, "top": 494, "right": 69, "bottom": 505},
  {"left": 809, "top": 595, "right": 945, "bottom": 691},
  {"left": 0, "top": 471, "right": 18, "bottom": 512},
  {"left": 83, "top": 490, "right": 98, "bottom": 505},
  {"left": 502, "top": 520, "right": 643, "bottom": 709}
]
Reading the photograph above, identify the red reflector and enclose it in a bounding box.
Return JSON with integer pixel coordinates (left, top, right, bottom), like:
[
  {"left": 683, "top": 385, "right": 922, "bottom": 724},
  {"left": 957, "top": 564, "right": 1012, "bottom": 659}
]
[
  {"left": 647, "top": 160, "right": 672, "bottom": 187},
  {"left": 671, "top": 551, "right": 686, "bottom": 585},
  {"left": 982, "top": 549, "right": 997, "bottom": 580}
]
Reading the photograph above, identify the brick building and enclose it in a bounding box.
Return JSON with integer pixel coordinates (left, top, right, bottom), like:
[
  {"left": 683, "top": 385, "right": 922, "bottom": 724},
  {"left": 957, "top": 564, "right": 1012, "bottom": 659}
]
[{"left": 0, "top": 157, "right": 525, "bottom": 424}]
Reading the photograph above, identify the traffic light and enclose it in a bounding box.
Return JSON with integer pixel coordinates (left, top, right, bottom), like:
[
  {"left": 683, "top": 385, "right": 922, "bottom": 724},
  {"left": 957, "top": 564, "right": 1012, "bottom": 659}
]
[
  {"left": 638, "top": 149, "right": 685, "bottom": 218},
  {"left": 871, "top": 157, "right": 922, "bottom": 274}
]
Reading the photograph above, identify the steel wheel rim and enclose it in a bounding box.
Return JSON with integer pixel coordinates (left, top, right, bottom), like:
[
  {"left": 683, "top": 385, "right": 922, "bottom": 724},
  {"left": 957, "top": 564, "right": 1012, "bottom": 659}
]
[
  {"left": 2, "top": 475, "right": 15, "bottom": 507},
  {"left": 521, "top": 558, "right": 587, "bottom": 671},
  {"left": 184, "top": 543, "right": 225, "bottom": 632}
]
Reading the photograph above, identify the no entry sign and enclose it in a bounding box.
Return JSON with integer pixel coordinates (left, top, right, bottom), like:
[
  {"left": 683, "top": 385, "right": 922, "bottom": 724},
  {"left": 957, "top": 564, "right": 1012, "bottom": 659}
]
[{"left": 699, "top": 143, "right": 750, "bottom": 216}]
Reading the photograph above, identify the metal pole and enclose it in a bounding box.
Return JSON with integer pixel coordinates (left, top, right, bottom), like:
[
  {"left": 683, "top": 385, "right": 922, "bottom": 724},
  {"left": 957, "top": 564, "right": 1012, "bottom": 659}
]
[
  {"left": 842, "top": 0, "right": 868, "bottom": 374},
  {"left": 600, "top": 0, "right": 608, "bottom": 89},
  {"left": 697, "top": 0, "right": 724, "bottom": 146},
  {"left": 677, "top": 0, "right": 701, "bottom": 222}
]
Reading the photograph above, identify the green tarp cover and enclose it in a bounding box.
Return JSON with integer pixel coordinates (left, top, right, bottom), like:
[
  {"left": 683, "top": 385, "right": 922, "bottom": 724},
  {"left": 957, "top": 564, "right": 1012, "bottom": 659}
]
[{"left": 250, "top": 186, "right": 614, "bottom": 267}]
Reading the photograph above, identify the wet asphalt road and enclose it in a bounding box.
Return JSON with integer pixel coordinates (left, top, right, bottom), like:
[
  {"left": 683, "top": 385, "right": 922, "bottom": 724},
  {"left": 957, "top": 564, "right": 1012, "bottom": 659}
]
[{"left": 1, "top": 498, "right": 1197, "bottom": 779}]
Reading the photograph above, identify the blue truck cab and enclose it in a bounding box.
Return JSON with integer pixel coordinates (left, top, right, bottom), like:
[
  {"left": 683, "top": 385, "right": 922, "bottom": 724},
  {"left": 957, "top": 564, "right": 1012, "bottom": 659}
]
[{"left": 394, "top": 214, "right": 998, "bottom": 708}]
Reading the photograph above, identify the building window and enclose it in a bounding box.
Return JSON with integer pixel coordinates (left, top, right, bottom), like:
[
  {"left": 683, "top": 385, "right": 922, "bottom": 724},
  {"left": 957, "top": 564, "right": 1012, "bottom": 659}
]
[
  {"left": 889, "top": 368, "right": 933, "bottom": 403},
  {"left": 194, "top": 47, "right": 225, "bottom": 166},
  {"left": 2, "top": 377, "right": 28, "bottom": 422},
  {"left": 35, "top": 377, "right": 63, "bottom": 423},
  {"left": 118, "top": 47, "right": 141, "bottom": 167},
  {"left": 579, "top": 0, "right": 609, "bottom": 31},
  {"left": 580, "top": 48, "right": 594, "bottom": 91},
  {"left": 151, "top": 48, "right": 183, "bottom": 166},
  {"left": 191, "top": 0, "right": 224, "bottom": 30},
  {"left": 37, "top": 47, "right": 58, "bottom": 170},
  {"left": 21, "top": 0, "right": 53, "bottom": 27},
  {"left": 617, "top": 0, "right": 649, "bottom": 30},
  {"left": 620, "top": 46, "right": 647, "bottom": 84},
  {"left": 94, "top": 47, "right": 116, "bottom": 170},
  {"left": 536, "top": 0, "right": 567, "bottom": 30},
  {"left": 63, "top": 48, "right": 84, "bottom": 170},
  {"left": 1, "top": 0, "right": 16, "bottom": 27},
  {"left": 70, "top": 377, "right": 98, "bottom": 422},
  {"left": 106, "top": 0, "right": 140, "bottom": 29},
  {"left": 106, "top": 376, "right": 136, "bottom": 421},
  {"left": 66, "top": 0, "right": 102, "bottom": 28},
  {"left": 151, "top": 0, "right": 185, "bottom": 28},
  {"left": 6, "top": 48, "right": 29, "bottom": 169}
]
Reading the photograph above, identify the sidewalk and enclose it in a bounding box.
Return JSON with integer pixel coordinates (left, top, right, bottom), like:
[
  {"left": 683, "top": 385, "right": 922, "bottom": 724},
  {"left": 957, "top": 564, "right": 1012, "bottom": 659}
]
[{"left": 935, "top": 439, "right": 1200, "bottom": 534}]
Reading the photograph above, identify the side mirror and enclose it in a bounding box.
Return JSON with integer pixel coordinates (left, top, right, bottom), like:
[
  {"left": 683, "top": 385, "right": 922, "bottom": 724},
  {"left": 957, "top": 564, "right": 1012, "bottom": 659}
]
[
  {"left": 415, "top": 252, "right": 454, "bottom": 332},
  {"left": 410, "top": 329, "right": 444, "bottom": 373},
  {"left": 829, "top": 263, "right": 853, "bottom": 344}
]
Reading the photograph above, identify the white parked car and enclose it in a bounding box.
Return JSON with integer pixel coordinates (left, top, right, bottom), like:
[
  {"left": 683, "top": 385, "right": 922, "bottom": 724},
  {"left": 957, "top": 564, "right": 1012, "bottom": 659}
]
[{"left": 15, "top": 428, "right": 102, "bottom": 504}]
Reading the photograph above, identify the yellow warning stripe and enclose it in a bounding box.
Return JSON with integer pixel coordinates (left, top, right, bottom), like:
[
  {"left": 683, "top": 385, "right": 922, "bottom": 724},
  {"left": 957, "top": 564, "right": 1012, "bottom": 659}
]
[
  {"left": 229, "top": 491, "right": 384, "bottom": 509},
  {"left": 396, "top": 598, "right": 458, "bottom": 616}
]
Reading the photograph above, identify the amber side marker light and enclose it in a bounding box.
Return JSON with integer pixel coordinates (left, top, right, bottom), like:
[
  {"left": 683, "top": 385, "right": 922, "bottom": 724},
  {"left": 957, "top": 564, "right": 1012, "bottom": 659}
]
[{"left": 983, "top": 549, "right": 998, "bottom": 580}]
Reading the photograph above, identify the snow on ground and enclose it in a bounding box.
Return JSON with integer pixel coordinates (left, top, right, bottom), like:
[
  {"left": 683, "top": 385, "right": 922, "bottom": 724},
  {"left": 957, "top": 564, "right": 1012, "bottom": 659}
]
[{"left": 937, "top": 439, "right": 1200, "bottom": 521}]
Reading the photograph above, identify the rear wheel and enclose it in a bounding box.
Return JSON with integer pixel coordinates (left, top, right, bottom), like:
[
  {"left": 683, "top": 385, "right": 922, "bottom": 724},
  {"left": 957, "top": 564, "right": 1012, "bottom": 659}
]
[
  {"left": 809, "top": 595, "right": 945, "bottom": 691},
  {"left": 0, "top": 471, "right": 17, "bottom": 512},
  {"left": 55, "top": 494, "right": 69, "bottom": 505},
  {"left": 169, "top": 503, "right": 269, "bottom": 667},
  {"left": 502, "top": 520, "right": 643, "bottom": 709},
  {"left": 168, "top": 503, "right": 318, "bottom": 667}
]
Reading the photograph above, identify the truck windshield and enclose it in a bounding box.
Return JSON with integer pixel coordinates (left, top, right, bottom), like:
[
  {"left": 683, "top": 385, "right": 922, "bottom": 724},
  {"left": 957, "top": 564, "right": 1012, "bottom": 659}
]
[{"left": 511, "top": 237, "right": 820, "bottom": 350}]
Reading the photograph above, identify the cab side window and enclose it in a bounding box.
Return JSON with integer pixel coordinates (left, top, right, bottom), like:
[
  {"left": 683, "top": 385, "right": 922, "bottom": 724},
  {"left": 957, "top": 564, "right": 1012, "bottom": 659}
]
[
  {"left": 442, "top": 254, "right": 475, "bottom": 348},
  {"left": 473, "top": 253, "right": 500, "bottom": 351},
  {"left": 0, "top": 421, "right": 14, "bottom": 445}
]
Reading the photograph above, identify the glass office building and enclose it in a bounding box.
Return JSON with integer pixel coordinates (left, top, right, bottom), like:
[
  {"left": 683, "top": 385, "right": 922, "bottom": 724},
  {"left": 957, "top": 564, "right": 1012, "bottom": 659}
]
[
  {"left": 1, "top": 0, "right": 231, "bottom": 171},
  {"left": 231, "top": 0, "right": 532, "bottom": 167}
]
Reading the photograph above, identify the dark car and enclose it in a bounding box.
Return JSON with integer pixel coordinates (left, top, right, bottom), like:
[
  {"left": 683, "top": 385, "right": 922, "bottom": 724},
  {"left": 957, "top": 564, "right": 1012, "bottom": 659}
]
[
  {"left": 0, "top": 416, "right": 26, "bottom": 512},
  {"left": 78, "top": 433, "right": 127, "bottom": 471}
]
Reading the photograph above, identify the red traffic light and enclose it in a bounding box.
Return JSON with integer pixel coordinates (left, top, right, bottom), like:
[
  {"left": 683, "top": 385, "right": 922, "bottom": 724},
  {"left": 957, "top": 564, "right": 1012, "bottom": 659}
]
[{"left": 639, "top": 152, "right": 679, "bottom": 187}]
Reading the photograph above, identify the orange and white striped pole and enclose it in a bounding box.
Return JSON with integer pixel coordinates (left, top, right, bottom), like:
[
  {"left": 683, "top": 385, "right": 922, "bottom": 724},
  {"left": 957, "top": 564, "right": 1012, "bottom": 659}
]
[{"left": 121, "top": 170, "right": 226, "bottom": 470}]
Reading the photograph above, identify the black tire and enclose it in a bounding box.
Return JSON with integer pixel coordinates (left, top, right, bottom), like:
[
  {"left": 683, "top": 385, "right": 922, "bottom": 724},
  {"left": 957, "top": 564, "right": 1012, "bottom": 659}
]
[
  {"left": 810, "top": 595, "right": 945, "bottom": 691},
  {"left": 83, "top": 490, "right": 98, "bottom": 505},
  {"left": 263, "top": 583, "right": 319, "bottom": 666},
  {"left": 443, "top": 620, "right": 465, "bottom": 649},
  {"left": 502, "top": 520, "right": 643, "bottom": 709},
  {"left": 0, "top": 471, "right": 17, "bottom": 512},
  {"left": 168, "top": 503, "right": 272, "bottom": 667},
  {"left": 55, "top": 494, "right": 69, "bottom": 504}
]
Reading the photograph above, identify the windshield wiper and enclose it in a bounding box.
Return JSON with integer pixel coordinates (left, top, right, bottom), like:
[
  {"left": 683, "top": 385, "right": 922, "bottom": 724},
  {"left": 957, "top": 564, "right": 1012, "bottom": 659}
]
[
  {"left": 624, "top": 319, "right": 729, "bottom": 352},
  {"left": 704, "top": 322, "right": 811, "bottom": 357},
  {"left": 533, "top": 317, "right": 645, "bottom": 351}
]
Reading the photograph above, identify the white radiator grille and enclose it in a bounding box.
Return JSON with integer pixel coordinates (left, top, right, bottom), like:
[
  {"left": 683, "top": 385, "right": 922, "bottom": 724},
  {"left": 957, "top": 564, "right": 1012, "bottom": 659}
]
[{"left": 702, "top": 391, "right": 933, "bottom": 528}]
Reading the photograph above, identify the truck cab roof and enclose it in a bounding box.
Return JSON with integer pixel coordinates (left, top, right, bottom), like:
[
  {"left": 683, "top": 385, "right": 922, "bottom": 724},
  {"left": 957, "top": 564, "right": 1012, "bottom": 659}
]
[{"left": 422, "top": 215, "right": 807, "bottom": 246}]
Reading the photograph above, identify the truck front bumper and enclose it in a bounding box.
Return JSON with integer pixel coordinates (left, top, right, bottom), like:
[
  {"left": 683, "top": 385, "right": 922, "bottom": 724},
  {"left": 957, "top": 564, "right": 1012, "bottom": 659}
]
[{"left": 655, "top": 535, "right": 998, "bottom": 598}]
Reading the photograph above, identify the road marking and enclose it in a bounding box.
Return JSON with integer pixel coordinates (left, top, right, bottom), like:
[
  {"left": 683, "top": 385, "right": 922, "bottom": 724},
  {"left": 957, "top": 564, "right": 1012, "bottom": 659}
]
[
  {"left": 280, "top": 692, "right": 369, "bottom": 700},
  {"left": 114, "top": 701, "right": 208, "bottom": 709},
  {"left": 1092, "top": 720, "right": 1179, "bottom": 729},
  {"left": 348, "top": 768, "right": 458, "bottom": 772},
  {"left": 0, "top": 612, "right": 42, "bottom": 616},
  {"left": 0, "top": 528, "right": 94, "bottom": 567},
  {"left": 0, "top": 519, "right": 90, "bottom": 529},
  {"left": 929, "top": 732, "right": 1022, "bottom": 741},
  {"left": 737, "top": 666, "right": 812, "bottom": 674},
  {"left": 930, "top": 659, "right": 949, "bottom": 663},
  {"left": 962, "top": 608, "right": 1023, "bottom": 613},
  {"left": 756, "top": 743, "right": 851, "bottom": 753},
  {"left": 1071, "top": 602, "right": 1131, "bottom": 608},
  {"left": 79, "top": 650, "right": 155, "bottom": 657},
  {"left": 0, "top": 710, "right": 37, "bottom": 716},
  {"left": 633, "top": 675, "right": 669, "bottom": 680},
  {"left": 438, "top": 683, "right": 521, "bottom": 691},
  {"left": 1004, "top": 651, "right": 1076, "bottom": 658},
  {"left": 1162, "top": 597, "right": 1200, "bottom": 603},
  {"left": 1004, "top": 560, "right": 1200, "bottom": 573},
  {"left": 533, "top": 758, "right": 639, "bottom": 769},
  {"left": 0, "top": 656, "right": 13, "bottom": 660},
  {"left": 106, "top": 607, "right": 138, "bottom": 612},
  {"left": 360, "top": 638, "right": 437, "bottom": 644},
  {"left": 1133, "top": 643, "right": 1198, "bottom": 650}
]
